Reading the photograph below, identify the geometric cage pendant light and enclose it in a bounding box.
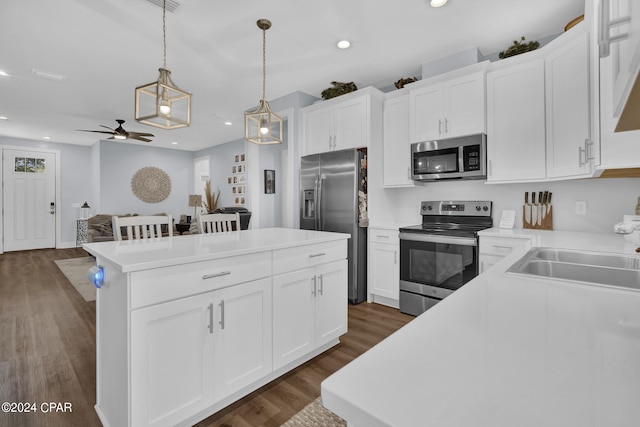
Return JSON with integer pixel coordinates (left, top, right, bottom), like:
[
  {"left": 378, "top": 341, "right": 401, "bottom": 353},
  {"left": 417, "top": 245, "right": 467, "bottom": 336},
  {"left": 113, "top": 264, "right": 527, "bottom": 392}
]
[
  {"left": 245, "top": 19, "right": 283, "bottom": 145},
  {"left": 135, "top": 0, "right": 191, "bottom": 130}
]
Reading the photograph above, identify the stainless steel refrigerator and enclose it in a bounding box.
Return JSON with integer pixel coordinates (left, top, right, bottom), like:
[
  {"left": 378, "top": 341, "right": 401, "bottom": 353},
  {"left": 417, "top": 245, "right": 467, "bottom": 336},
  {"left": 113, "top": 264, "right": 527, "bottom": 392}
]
[{"left": 300, "top": 148, "right": 367, "bottom": 304}]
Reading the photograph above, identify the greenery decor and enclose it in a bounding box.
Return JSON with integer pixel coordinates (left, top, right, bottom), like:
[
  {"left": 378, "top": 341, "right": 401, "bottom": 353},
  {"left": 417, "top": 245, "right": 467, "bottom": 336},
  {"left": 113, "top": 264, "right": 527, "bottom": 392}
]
[
  {"left": 395, "top": 77, "right": 418, "bottom": 89},
  {"left": 499, "top": 36, "right": 540, "bottom": 59},
  {"left": 203, "top": 179, "right": 221, "bottom": 213},
  {"left": 321, "top": 81, "right": 358, "bottom": 100}
]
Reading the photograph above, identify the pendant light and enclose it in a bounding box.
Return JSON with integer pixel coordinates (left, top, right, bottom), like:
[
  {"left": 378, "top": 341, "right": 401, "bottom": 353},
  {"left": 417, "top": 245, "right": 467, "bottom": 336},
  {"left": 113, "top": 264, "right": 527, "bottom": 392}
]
[
  {"left": 135, "top": 0, "right": 191, "bottom": 129},
  {"left": 245, "top": 19, "right": 283, "bottom": 145}
]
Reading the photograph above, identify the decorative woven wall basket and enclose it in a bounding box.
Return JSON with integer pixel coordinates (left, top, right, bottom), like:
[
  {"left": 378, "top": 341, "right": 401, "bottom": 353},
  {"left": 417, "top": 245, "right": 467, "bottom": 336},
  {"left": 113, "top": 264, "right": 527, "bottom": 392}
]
[{"left": 131, "top": 166, "right": 172, "bottom": 203}]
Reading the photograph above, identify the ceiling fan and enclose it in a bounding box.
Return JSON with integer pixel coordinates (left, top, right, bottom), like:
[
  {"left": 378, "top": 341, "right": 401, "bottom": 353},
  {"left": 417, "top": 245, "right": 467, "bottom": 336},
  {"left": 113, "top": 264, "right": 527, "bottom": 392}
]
[{"left": 77, "top": 119, "right": 154, "bottom": 142}]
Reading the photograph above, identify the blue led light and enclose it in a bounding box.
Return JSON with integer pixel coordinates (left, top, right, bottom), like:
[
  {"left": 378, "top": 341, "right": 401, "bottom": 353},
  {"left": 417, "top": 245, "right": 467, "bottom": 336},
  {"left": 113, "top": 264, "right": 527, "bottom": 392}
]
[{"left": 87, "top": 265, "right": 105, "bottom": 288}]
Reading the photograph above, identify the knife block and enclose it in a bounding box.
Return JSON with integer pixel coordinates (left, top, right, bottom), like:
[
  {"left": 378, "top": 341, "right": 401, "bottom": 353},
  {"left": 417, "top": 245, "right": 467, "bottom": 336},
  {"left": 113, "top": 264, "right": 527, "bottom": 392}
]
[{"left": 523, "top": 205, "right": 553, "bottom": 230}]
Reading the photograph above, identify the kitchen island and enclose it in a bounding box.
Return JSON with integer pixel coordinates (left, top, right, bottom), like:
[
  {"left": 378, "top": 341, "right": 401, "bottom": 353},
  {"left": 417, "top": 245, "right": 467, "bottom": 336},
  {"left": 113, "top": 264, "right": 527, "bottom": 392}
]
[
  {"left": 83, "top": 227, "right": 349, "bottom": 427},
  {"left": 322, "top": 230, "right": 640, "bottom": 427}
]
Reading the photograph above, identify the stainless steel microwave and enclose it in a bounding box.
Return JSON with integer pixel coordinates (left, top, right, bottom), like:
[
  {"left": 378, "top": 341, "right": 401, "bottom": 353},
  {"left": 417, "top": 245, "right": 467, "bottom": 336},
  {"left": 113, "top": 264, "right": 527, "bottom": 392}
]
[{"left": 411, "top": 134, "right": 487, "bottom": 181}]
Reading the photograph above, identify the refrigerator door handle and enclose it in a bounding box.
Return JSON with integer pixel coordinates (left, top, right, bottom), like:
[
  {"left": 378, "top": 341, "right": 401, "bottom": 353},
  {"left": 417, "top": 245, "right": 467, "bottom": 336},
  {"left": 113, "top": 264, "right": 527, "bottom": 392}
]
[
  {"left": 317, "top": 174, "right": 325, "bottom": 230},
  {"left": 314, "top": 173, "right": 320, "bottom": 230}
]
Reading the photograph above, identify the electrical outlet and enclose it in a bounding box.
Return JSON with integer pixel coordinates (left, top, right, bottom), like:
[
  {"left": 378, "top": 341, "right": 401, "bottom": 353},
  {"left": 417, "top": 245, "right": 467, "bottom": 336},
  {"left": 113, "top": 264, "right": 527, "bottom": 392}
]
[{"left": 575, "top": 201, "right": 587, "bottom": 215}]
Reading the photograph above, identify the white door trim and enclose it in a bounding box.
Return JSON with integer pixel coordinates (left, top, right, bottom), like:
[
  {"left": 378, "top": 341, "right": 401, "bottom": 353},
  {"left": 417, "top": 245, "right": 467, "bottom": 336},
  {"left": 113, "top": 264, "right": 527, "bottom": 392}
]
[{"left": 0, "top": 145, "right": 62, "bottom": 254}]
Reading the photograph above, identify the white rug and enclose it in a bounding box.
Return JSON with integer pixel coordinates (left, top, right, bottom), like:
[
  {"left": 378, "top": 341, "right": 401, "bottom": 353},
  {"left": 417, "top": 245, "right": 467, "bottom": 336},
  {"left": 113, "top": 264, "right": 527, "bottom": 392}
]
[
  {"left": 54, "top": 256, "right": 97, "bottom": 302},
  {"left": 282, "top": 397, "right": 346, "bottom": 427}
]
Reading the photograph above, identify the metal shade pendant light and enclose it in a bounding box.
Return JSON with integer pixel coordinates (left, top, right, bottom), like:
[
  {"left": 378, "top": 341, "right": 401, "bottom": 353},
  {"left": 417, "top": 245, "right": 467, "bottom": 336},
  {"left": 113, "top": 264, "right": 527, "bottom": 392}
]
[
  {"left": 245, "top": 19, "right": 283, "bottom": 145},
  {"left": 135, "top": 0, "right": 191, "bottom": 129}
]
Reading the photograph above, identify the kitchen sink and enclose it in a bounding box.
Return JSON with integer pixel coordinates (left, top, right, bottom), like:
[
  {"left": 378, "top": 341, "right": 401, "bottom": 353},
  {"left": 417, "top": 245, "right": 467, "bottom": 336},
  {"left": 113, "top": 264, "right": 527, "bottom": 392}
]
[{"left": 506, "top": 247, "right": 640, "bottom": 291}]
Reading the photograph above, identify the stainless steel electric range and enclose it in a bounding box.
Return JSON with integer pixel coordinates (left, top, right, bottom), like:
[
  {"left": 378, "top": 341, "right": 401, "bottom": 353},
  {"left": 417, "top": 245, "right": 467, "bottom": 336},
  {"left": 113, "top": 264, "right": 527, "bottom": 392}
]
[{"left": 398, "top": 200, "right": 493, "bottom": 316}]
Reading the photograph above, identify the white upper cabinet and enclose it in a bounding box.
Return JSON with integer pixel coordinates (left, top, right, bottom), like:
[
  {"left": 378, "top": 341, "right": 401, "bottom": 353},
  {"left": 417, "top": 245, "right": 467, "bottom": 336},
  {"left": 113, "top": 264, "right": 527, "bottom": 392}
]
[
  {"left": 487, "top": 59, "right": 547, "bottom": 182},
  {"left": 409, "top": 71, "right": 486, "bottom": 142},
  {"left": 303, "top": 88, "right": 383, "bottom": 155},
  {"left": 383, "top": 93, "right": 414, "bottom": 187},
  {"left": 546, "top": 31, "right": 596, "bottom": 179}
]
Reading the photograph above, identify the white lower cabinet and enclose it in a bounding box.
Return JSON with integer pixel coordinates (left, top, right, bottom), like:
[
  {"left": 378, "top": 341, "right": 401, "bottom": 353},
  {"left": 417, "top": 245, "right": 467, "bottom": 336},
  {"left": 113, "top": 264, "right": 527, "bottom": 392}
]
[
  {"left": 130, "top": 278, "right": 272, "bottom": 427},
  {"left": 367, "top": 227, "right": 399, "bottom": 307},
  {"left": 479, "top": 234, "right": 533, "bottom": 273},
  {"left": 273, "top": 259, "right": 348, "bottom": 370}
]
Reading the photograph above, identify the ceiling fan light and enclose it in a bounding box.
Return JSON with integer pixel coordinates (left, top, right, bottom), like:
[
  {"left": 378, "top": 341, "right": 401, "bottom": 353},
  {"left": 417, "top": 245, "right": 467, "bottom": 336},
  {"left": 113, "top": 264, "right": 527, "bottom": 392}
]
[
  {"left": 114, "top": 134, "right": 127, "bottom": 140},
  {"left": 430, "top": 0, "right": 448, "bottom": 7}
]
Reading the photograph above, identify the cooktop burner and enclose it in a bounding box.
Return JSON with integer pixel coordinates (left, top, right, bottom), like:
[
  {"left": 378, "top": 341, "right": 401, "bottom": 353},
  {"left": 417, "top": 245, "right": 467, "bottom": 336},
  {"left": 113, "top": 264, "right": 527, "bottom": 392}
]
[{"left": 399, "top": 200, "right": 493, "bottom": 238}]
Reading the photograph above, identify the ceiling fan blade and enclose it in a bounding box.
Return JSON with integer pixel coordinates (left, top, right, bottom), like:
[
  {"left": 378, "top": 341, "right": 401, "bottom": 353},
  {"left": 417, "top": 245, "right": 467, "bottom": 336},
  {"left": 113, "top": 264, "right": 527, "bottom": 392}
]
[
  {"left": 77, "top": 129, "right": 117, "bottom": 135},
  {"left": 131, "top": 136, "right": 153, "bottom": 143},
  {"left": 99, "top": 124, "right": 115, "bottom": 131},
  {"left": 128, "top": 131, "right": 155, "bottom": 138}
]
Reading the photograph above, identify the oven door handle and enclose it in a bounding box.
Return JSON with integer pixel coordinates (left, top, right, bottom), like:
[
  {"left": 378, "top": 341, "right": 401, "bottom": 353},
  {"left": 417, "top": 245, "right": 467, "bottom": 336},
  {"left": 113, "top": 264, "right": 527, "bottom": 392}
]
[{"left": 399, "top": 232, "right": 477, "bottom": 247}]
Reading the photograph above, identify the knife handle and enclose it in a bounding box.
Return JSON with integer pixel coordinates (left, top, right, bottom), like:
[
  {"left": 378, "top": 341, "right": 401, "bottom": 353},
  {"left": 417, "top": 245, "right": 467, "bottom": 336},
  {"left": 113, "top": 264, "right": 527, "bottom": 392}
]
[{"left": 525, "top": 192, "right": 529, "bottom": 204}]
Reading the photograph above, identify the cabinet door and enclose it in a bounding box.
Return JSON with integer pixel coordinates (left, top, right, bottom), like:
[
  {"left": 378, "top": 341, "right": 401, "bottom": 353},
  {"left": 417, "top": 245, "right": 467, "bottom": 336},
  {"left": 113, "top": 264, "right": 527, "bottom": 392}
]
[
  {"left": 315, "top": 259, "right": 348, "bottom": 347},
  {"left": 546, "top": 32, "right": 593, "bottom": 179},
  {"left": 369, "top": 242, "right": 399, "bottom": 300},
  {"left": 335, "top": 97, "right": 368, "bottom": 150},
  {"left": 608, "top": 0, "right": 640, "bottom": 117},
  {"left": 212, "top": 278, "right": 272, "bottom": 401},
  {"left": 131, "top": 294, "right": 214, "bottom": 427},
  {"left": 410, "top": 84, "right": 444, "bottom": 142},
  {"left": 272, "top": 268, "right": 316, "bottom": 370},
  {"left": 487, "top": 60, "right": 546, "bottom": 182},
  {"left": 383, "top": 95, "right": 414, "bottom": 187},
  {"left": 445, "top": 72, "right": 486, "bottom": 138},
  {"left": 304, "top": 106, "right": 334, "bottom": 155}
]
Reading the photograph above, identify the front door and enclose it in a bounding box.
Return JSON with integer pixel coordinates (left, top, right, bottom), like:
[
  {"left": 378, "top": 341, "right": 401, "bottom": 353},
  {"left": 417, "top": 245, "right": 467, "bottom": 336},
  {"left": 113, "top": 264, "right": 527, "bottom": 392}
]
[{"left": 2, "top": 149, "right": 57, "bottom": 251}]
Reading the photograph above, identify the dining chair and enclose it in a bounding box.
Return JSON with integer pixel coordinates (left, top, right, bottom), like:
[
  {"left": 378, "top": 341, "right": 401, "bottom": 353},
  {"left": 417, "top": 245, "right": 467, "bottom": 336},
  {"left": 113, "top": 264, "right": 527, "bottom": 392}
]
[
  {"left": 198, "top": 213, "right": 240, "bottom": 233},
  {"left": 112, "top": 215, "right": 173, "bottom": 241}
]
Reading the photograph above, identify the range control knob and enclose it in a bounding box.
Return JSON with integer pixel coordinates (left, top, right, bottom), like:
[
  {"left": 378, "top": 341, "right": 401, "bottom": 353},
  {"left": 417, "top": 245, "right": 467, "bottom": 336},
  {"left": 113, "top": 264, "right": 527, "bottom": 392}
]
[
  {"left": 475, "top": 205, "right": 481, "bottom": 211},
  {"left": 483, "top": 206, "right": 489, "bottom": 212},
  {"left": 427, "top": 205, "right": 433, "bottom": 211}
]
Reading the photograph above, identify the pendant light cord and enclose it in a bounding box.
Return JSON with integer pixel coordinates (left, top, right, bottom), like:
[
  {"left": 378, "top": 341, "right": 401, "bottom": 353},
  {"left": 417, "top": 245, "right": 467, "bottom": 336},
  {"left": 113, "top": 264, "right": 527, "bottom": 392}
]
[
  {"left": 262, "top": 26, "right": 267, "bottom": 101},
  {"left": 163, "top": 0, "right": 167, "bottom": 69}
]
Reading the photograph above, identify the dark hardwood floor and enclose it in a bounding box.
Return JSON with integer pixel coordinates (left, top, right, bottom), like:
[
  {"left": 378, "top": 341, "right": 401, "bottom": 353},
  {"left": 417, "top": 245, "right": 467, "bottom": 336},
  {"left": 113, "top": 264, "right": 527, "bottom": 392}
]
[{"left": 0, "top": 248, "right": 413, "bottom": 427}]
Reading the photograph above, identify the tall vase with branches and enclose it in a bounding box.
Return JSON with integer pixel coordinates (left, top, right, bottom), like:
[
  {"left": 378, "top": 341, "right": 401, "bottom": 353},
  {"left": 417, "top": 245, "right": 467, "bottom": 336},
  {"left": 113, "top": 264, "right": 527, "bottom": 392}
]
[{"left": 203, "top": 179, "right": 221, "bottom": 213}]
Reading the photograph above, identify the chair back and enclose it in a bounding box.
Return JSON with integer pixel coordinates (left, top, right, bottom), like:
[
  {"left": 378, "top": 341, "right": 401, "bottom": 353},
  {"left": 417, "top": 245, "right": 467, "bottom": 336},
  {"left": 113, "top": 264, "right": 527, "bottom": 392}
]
[
  {"left": 198, "top": 213, "right": 240, "bottom": 233},
  {"left": 112, "top": 215, "right": 173, "bottom": 241}
]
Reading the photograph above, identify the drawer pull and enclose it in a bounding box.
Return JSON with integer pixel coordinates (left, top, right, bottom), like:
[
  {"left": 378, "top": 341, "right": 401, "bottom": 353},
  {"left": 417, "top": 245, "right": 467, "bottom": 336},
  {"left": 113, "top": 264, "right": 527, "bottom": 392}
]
[
  {"left": 492, "top": 245, "right": 515, "bottom": 250},
  {"left": 309, "top": 252, "right": 326, "bottom": 258},
  {"left": 202, "top": 271, "right": 231, "bottom": 280},
  {"left": 376, "top": 235, "right": 390, "bottom": 238}
]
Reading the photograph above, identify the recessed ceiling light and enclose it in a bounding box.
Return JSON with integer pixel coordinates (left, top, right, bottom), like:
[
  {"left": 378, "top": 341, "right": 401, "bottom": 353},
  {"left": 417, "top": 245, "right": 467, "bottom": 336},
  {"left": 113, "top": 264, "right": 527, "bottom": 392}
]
[
  {"left": 0, "top": 116, "right": 9, "bottom": 121},
  {"left": 430, "top": 0, "right": 448, "bottom": 7},
  {"left": 0, "top": 70, "right": 10, "bottom": 77},
  {"left": 224, "top": 121, "right": 232, "bottom": 126},
  {"left": 337, "top": 40, "right": 351, "bottom": 49},
  {"left": 171, "top": 141, "right": 178, "bottom": 145},
  {"left": 42, "top": 136, "right": 51, "bottom": 140}
]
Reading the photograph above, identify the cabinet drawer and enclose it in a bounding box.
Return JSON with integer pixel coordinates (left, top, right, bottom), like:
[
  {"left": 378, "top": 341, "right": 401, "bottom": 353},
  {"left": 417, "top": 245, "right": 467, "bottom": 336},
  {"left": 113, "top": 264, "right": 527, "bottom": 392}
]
[
  {"left": 369, "top": 228, "right": 399, "bottom": 244},
  {"left": 273, "top": 241, "right": 346, "bottom": 275},
  {"left": 479, "top": 236, "right": 532, "bottom": 257},
  {"left": 131, "top": 252, "right": 272, "bottom": 308}
]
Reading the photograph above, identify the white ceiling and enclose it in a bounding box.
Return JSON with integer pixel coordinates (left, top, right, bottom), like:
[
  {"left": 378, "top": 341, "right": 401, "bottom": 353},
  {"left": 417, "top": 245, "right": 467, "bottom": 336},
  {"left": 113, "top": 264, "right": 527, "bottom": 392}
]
[{"left": 0, "top": 0, "right": 585, "bottom": 151}]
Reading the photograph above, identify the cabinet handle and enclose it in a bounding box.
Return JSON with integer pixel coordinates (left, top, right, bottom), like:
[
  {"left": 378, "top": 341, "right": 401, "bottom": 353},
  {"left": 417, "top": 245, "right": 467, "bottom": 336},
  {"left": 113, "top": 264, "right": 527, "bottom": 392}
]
[
  {"left": 318, "top": 274, "right": 324, "bottom": 296},
  {"left": 376, "top": 235, "right": 389, "bottom": 239},
  {"left": 311, "top": 276, "right": 317, "bottom": 297},
  {"left": 202, "top": 271, "right": 231, "bottom": 280},
  {"left": 207, "top": 303, "right": 214, "bottom": 334},
  {"left": 309, "top": 252, "right": 326, "bottom": 258},
  {"left": 584, "top": 139, "right": 594, "bottom": 161},
  {"left": 407, "top": 166, "right": 411, "bottom": 180},
  {"left": 438, "top": 119, "right": 442, "bottom": 135},
  {"left": 578, "top": 145, "right": 586, "bottom": 167},
  {"left": 445, "top": 118, "right": 449, "bottom": 134},
  {"left": 492, "top": 245, "right": 514, "bottom": 250},
  {"left": 599, "top": 0, "right": 631, "bottom": 58},
  {"left": 394, "top": 250, "right": 397, "bottom": 264},
  {"left": 328, "top": 135, "right": 333, "bottom": 150},
  {"left": 219, "top": 300, "right": 225, "bottom": 330}
]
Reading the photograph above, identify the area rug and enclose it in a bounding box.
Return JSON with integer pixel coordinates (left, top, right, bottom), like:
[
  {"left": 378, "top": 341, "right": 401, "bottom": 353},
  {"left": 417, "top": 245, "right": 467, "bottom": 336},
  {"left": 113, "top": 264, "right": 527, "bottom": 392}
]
[
  {"left": 282, "top": 397, "right": 346, "bottom": 427},
  {"left": 54, "top": 256, "right": 96, "bottom": 302}
]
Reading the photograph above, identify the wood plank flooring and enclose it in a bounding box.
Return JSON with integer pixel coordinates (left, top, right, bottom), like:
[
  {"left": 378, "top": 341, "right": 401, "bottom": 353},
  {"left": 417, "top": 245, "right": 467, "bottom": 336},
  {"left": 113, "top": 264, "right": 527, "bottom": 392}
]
[{"left": 0, "top": 248, "right": 413, "bottom": 427}]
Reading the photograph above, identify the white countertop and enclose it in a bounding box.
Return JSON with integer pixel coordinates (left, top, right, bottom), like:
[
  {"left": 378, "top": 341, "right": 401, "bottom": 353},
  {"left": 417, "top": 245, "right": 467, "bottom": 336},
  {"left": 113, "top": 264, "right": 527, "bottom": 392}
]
[
  {"left": 83, "top": 227, "right": 349, "bottom": 273},
  {"left": 322, "top": 230, "right": 640, "bottom": 427}
]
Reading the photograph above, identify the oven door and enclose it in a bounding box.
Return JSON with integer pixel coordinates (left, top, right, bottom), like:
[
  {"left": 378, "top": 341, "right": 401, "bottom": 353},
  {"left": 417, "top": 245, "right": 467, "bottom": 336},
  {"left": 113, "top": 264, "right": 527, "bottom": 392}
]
[{"left": 399, "top": 233, "right": 478, "bottom": 292}]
